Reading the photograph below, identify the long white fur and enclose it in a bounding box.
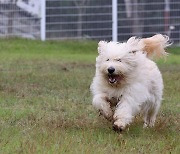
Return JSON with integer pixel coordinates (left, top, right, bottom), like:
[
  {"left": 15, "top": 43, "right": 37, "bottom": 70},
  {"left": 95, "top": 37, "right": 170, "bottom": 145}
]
[{"left": 90, "top": 34, "right": 170, "bottom": 130}]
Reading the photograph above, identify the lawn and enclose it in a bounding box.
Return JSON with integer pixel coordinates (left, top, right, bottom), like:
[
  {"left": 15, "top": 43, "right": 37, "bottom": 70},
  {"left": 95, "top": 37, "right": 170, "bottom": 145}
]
[{"left": 0, "top": 39, "right": 179, "bottom": 153}]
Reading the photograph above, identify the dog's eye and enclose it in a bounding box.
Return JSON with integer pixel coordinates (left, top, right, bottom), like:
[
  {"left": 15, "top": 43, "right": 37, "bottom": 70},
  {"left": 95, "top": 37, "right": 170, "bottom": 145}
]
[
  {"left": 106, "top": 59, "right": 109, "bottom": 61},
  {"left": 129, "top": 50, "right": 137, "bottom": 54},
  {"left": 117, "top": 59, "right": 121, "bottom": 62}
]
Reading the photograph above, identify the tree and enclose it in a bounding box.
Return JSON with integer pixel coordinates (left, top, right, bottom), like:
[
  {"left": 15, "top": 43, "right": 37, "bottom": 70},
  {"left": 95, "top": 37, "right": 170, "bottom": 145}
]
[
  {"left": 124, "top": 0, "right": 144, "bottom": 37},
  {"left": 73, "top": 0, "right": 90, "bottom": 38}
]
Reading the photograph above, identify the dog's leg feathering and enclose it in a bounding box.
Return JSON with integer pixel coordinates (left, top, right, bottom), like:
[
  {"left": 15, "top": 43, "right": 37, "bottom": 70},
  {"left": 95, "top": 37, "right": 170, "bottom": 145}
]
[
  {"left": 143, "top": 100, "right": 161, "bottom": 128},
  {"left": 113, "top": 101, "right": 139, "bottom": 132},
  {"left": 92, "top": 94, "right": 113, "bottom": 121}
]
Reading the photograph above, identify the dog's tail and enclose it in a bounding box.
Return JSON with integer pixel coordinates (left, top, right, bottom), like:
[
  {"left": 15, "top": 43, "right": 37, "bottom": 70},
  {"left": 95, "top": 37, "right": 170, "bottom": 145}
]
[{"left": 141, "top": 34, "right": 171, "bottom": 59}]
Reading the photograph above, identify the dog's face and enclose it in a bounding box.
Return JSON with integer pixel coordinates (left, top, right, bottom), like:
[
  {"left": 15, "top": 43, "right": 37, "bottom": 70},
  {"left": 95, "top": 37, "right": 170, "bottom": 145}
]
[
  {"left": 96, "top": 38, "right": 144, "bottom": 85},
  {"left": 95, "top": 34, "right": 169, "bottom": 86}
]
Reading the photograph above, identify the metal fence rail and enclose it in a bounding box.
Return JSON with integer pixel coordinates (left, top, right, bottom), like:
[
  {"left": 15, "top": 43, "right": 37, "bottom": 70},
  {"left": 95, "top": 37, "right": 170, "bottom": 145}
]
[
  {"left": 118, "top": 0, "right": 180, "bottom": 43},
  {"left": 46, "top": 0, "right": 112, "bottom": 40},
  {"left": 0, "top": 0, "right": 180, "bottom": 43}
]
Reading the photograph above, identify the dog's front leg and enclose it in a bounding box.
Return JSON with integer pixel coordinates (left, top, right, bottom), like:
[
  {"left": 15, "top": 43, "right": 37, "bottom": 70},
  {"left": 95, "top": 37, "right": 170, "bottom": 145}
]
[
  {"left": 92, "top": 94, "right": 113, "bottom": 121},
  {"left": 113, "top": 101, "right": 139, "bottom": 132}
]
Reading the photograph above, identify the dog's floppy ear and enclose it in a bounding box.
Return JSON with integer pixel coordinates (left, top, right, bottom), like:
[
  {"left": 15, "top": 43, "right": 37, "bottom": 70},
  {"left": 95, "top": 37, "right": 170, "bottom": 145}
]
[
  {"left": 127, "top": 36, "right": 142, "bottom": 46},
  {"left": 98, "top": 41, "right": 107, "bottom": 54},
  {"left": 127, "top": 36, "right": 144, "bottom": 52},
  {"left": 141, "top": 34, "right": 171, "bottom": 58},
  {"left": 127, "top": 36, "right": 139, "bottom": 44}
]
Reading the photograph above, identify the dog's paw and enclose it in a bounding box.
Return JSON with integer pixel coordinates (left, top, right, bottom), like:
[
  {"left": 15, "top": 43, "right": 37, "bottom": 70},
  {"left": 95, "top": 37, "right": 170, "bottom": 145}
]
[
  {"left": 113, "top": 121, "right": 126, "bottom": 132},
  {"left": 143, "top": 119, "right": 155, "bottom": 128},
  {"left": 143, "top": 122, "right": 148, "bottom": 128},
  {"left": 143, "top": 123, "right": 155, "bottom": 128},
  {"left": 112, "top": 124, "right": 123, "bottom": 132}
]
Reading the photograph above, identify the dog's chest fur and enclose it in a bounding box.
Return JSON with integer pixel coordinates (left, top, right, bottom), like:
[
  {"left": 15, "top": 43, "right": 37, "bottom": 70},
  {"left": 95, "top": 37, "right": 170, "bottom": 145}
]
[{"left": 107, "top": 95, "right": 123, "bottom": 107}]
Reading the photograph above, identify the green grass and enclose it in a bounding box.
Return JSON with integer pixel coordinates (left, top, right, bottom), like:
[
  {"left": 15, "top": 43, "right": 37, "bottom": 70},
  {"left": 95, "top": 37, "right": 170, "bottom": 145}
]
[{"left": 0, "top": 38, "right": 179, "bottom": 153}]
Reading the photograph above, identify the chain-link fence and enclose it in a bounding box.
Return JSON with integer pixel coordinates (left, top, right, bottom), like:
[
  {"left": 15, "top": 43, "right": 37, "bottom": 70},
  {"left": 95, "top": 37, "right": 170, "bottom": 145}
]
[
  {"left": 46, "top": 0, "right": 112, "bottom": 40},
  {"left": 118, "top": 0, "right": 180, "bottom": 43},
  {"left": 0, "top": 0, "right": 180, "bottom": 43}
]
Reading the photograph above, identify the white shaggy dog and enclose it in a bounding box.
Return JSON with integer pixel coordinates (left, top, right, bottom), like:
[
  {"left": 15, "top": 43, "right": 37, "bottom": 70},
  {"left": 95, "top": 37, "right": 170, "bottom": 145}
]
[{"left": 90, "top": 34, "right": 170, "bottom": 132}]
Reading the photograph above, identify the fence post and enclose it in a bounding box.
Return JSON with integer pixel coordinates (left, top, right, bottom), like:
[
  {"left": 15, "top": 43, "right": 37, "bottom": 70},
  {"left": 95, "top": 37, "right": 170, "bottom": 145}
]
[
  {"left": 41, "top": 0, "right": 46, "bottom": 41},
  {"left": 112, "top": 0, "right": 118, "bottom": 42}
]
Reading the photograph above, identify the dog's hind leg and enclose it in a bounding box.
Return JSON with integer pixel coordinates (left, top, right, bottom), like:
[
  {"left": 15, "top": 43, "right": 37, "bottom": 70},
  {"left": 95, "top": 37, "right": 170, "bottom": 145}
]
[
  {"left": 143, "top": 101, "right": 161, "bottom": 128},
  {"left": 92, "top": 94, "right": 113, "bottom": 121}
]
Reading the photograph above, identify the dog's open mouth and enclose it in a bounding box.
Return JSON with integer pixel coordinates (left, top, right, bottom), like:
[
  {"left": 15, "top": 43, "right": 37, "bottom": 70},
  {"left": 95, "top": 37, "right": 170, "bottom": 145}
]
[{"left": 108, "top": 74, "right": 123, "bottom": 84}]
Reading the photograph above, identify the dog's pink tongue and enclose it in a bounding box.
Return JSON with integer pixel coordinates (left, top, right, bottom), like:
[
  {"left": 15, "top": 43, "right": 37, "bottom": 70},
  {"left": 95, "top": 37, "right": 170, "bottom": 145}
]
[
  {"left": 109, "top": 75, "right": 119, "bottom": 83},
  {"left": 109, "top": 76, "right": 116, "bottom": 83},
  {"left": 109, "top": 75, "right": 123, "bottom": 83}
]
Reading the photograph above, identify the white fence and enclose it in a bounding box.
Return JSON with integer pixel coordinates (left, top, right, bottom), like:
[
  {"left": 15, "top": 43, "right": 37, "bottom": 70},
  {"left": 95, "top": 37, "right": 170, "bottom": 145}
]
[{"left": 0, "top": 0, "right": 180, "bottom": 43}]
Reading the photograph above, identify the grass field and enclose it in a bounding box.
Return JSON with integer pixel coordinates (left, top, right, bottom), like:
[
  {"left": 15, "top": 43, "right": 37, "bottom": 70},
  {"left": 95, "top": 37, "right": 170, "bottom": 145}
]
[{"left": 0, "top": 39, "right": 179, "bottom": 153}]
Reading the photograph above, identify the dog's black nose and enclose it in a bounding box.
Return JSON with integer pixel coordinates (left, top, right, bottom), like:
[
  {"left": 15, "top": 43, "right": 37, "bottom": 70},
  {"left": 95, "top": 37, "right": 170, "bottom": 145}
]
[{"left": 108, "top": 67, "right": 115, "bottom": 74}]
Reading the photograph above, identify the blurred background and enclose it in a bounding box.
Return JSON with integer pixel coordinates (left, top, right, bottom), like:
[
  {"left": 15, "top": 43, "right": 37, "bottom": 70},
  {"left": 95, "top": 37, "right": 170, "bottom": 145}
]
[{"left": 0, "top": 0, "right": 180, "bottom": 43}]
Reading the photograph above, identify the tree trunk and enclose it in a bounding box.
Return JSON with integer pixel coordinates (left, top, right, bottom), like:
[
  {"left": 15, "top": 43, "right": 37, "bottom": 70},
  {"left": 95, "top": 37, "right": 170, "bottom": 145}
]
[
  {"left": 8, "top": 4, "right": 14, "bottom": 35},
  {"left": 74, "top": 0, "right": 90, "bottom": 38},
  {"left": 77, "top": 9, "right": 83, "bottom": 38},
  {"left": 131, "top": 0, "right": 144, "bottom": 37}
]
